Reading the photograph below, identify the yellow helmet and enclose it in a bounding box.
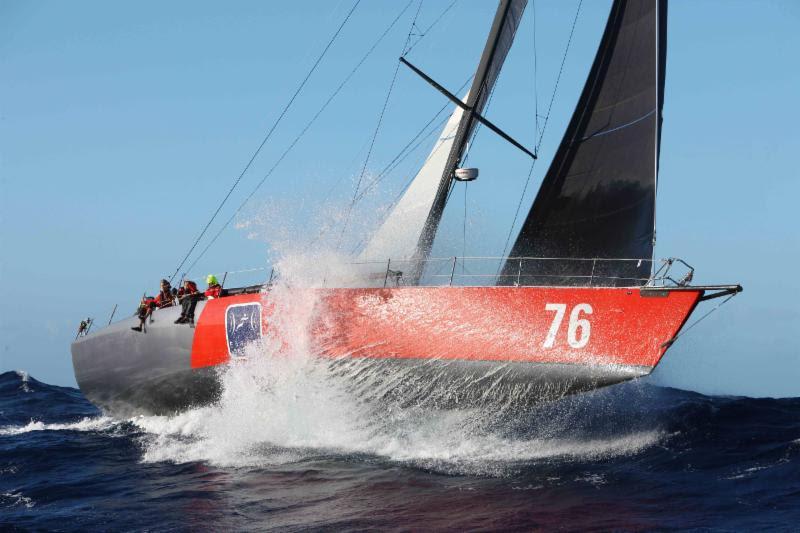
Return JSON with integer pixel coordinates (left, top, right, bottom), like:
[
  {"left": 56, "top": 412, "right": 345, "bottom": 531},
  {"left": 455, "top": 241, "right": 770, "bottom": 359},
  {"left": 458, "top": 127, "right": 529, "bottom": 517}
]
[{"left": 206, "top": 274, "right": 219, "bottom": 286}]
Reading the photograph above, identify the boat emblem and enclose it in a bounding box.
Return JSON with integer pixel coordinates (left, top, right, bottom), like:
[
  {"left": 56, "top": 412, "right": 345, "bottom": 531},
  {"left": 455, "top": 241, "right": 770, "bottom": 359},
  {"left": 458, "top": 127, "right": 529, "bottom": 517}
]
[{"left": 225, "top": 303, "right": 263, "bottom": 357}]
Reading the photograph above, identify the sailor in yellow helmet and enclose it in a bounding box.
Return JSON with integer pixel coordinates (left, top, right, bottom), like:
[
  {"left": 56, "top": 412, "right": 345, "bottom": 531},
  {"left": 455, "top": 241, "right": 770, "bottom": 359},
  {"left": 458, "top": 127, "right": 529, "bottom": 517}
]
[{"left": 205, "top": 274, "right": 222, "bottom": 299}]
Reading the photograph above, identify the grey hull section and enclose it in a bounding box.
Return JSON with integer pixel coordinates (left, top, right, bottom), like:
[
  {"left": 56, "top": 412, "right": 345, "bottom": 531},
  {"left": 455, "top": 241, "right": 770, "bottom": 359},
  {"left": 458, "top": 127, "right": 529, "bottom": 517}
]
[{"left": 71, "top": 303, "right": 220, "bottom": 417}]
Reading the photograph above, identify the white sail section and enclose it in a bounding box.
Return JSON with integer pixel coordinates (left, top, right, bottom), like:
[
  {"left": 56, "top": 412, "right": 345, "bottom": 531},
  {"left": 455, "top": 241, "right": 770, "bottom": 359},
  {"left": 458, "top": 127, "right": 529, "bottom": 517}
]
[{"left": 358, "top": 94, "right": 468, "bottom": 263}]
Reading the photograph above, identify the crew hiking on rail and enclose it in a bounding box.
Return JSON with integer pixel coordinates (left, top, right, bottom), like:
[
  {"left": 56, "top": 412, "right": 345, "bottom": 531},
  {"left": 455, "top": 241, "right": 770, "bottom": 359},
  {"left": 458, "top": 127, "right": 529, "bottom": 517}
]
[
  {"left": 174, "top": 275, "right": 224, "bottom": 325},
  {"left": 127, "top": 275, "right": 224, "bottom": 332}
]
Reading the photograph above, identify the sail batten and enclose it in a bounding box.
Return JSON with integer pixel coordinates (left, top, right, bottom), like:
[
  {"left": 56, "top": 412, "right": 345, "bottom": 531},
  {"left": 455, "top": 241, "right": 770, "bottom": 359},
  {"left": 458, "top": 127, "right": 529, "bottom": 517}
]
[{"left": 501, "top": 0, "right": 667, "bottom": 287}]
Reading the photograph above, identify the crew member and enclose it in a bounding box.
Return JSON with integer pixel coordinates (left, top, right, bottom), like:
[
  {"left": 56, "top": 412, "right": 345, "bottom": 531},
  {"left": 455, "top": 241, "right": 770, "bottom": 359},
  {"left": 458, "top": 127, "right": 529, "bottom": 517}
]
[
  {"left": 175, "top": 280, "right": 201, "bottom": 325},
  {"left": 205, "top": 274, "right": 222, "bottom": 299},
  {"left": 154, "top": 279, "right": 175, "bottom": 308},
  {"left": 132, "top": 296, "right": 156, "bottom": 332}
]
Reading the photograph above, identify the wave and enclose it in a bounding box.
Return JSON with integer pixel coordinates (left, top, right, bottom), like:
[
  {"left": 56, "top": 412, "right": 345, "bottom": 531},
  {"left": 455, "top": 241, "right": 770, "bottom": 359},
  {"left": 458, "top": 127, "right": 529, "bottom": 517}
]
[
  {"left": 3, "top": 364, "right": 797, "bottom": 477},
  {"left": 2, "top": 369, "right": 799, "bottom": 531},
  {"left": 1, "top": 490, "right": 35, "bottom": 509},
  {"left": 0, "top": 416, "right": 118, "bottom": 436},
  {"left": 3, "top": 357, "right": 800, "bottom": 479}
]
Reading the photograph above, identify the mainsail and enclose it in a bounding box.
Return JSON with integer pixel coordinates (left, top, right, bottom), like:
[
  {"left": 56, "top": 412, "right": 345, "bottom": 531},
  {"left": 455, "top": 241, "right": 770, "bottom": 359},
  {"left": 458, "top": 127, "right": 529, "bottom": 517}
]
[
  {"left": 501, "top": 0, "right": 667, "bottom": 287},
  {"left": 360, "top": 0, "right": 527, "bottom": 279}
]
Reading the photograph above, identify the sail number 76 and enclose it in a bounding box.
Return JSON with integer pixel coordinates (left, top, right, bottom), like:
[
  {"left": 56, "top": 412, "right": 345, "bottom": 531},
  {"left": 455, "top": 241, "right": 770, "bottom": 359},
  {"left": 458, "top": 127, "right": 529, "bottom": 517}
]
[{"left": 542, "top": 303, "right": 593, "bottom": 349}]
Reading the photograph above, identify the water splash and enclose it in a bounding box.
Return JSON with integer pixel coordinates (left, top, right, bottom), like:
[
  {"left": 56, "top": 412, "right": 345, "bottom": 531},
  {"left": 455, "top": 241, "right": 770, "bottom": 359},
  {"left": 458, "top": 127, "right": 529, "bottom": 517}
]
[
  {"left": 135, "top": 258, "right": 660, "bottom": 474},
  {"left": 133, "top": 195, "right": 665, "bottom": 475},
  {"left": 135, "top": 340, "right": 663, "bottom": 474}
]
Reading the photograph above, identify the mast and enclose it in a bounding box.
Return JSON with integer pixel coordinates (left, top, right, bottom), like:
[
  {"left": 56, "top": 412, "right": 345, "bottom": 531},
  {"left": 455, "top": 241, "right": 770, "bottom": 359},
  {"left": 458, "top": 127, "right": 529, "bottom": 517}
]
[
  {"left": 358, "top": 0, "right": 527, "bottom": 282},
  {"left": 501, "top": 0, "right": 668, "bottom": 287},
  {"left": 411, "top": 0, "right": 527, "bottom": 278}
]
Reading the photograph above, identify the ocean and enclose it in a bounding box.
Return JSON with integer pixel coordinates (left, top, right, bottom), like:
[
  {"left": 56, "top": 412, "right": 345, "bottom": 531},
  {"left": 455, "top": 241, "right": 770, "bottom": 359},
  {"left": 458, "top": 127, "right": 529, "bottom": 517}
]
[{"left": 1, "top": 368, "right": 798, "bottom": 531}]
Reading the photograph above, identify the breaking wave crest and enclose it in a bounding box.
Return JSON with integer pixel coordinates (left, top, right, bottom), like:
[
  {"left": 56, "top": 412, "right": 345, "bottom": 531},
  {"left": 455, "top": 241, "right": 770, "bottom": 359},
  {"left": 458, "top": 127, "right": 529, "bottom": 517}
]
[{"left": 0, "top": 417, "right": 118, "bottom": 436}]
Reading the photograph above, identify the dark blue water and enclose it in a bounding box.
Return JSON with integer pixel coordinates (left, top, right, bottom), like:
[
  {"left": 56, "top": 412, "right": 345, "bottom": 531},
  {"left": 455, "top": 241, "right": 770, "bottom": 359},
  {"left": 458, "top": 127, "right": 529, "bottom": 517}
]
[{"left": 2, "top": 369, "right": 799, "bottom": 531}]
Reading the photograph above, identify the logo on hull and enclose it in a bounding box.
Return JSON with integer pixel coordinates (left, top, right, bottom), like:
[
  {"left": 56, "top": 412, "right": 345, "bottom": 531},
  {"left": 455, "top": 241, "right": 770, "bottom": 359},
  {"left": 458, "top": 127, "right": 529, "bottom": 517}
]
[{"left": 225, "top": 303, "right": 262, "bottom": 357}]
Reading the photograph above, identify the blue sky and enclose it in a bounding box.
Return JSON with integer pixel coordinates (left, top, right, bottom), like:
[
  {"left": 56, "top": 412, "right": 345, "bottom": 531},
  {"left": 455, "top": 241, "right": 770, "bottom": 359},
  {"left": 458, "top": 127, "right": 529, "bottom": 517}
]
[{"left": 1, "top": 0, "right": 798, "bottom": 396}]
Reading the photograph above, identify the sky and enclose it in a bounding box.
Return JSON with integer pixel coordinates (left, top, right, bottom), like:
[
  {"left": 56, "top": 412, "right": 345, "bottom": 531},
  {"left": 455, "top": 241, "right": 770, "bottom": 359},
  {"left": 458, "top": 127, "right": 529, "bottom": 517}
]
[{"left": 1, "top": 0, "right": 798, "bottom": 396}]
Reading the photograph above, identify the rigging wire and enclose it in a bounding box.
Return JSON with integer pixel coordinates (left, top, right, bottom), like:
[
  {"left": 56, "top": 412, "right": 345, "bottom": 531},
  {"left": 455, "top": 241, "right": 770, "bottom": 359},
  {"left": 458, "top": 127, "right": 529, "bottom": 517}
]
[
  {"left": 309, "top": 77, "right": 470, "bottom": 253},
  {"left": 315, "top": 3, "right": 467, "bottom": 231},
  {"left": 343, "top": 76, "right": 471, "bottom": 255},
  {"left": 182, "top": 0, "right": 416, "bottom": 277},
  {"left": 664, "top": 292, "right": 739, "bottom": 346},
  {"left": 462, "top": 181, "right": 468, "bottom": 272},
  {"left": 353, "top": 75, "right": 472, "bottom": 204},
  {"left": 535, "top": 0, "right": 583, "bottom": 154},
  {"left": 532, "top": 0, "right": 540, "bottom": 140},
  {"left": 402, "top": 0, "right": 459, "bottom": 56},
  {"left": 336, "top": 0, "right": 425, "bottom": 250},
  {"left": 498, "top": 0, "right": 583, "bottom": 265},
  {"left": 167, "top": 0, "right": 361, "bottom": 284},
  {"left": 314, "top": 87, "right": 450, "bottom": 212}
]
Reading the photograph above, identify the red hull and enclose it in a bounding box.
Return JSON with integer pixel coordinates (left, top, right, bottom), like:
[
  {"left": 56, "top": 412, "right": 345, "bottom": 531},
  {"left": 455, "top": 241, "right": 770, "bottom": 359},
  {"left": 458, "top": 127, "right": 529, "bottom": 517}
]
[{"left": 190, "top": 286, "right": 701, "bottom": 372}]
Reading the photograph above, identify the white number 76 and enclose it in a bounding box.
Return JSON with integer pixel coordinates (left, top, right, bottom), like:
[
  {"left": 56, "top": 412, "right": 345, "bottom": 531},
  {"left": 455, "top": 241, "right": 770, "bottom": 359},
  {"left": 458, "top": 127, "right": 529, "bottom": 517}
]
[{"left": 543, "top": 303, "right": 593, "bottom": 349}]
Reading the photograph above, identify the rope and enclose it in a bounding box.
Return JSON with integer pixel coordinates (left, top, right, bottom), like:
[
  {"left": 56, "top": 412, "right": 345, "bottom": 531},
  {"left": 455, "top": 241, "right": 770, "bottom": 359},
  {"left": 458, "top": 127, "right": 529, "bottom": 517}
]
[
  {"left": 403, "top": 0, "right": 459, "bottom": 56},
  {"left": 181, "top": 0, "right": 415, "bottom": 276},
  {"left": 336, "top": 0, "right": 425, "bottom": 249},
  {"left": 168, "top": 0, "right": 361, "bottom": 284},
  {"left": 535, "top": 0, "right": 582, "bottom": 155},
  {"left": 353, "top": 75, "right": 472, "bottom": 203},
  {"left": 532, "top": 0, "right": 540, "bottom": 139},
  {"left": 337, "top": 63, "right": 403, "bottom": 246},
  {"left": 345, "top": 117, "right": 449, "bottom": 256},
  {"left": 342, "top": 77, "right": 470, "bottom": 256},
  {"left": 497, "top": 0, "right": 583, "bottom": 266},
  {"left": 462, "top": 181, "right": 468, "bottom": 272},
  {"left": 312, "top": 0, "right": 472, "bottom": 213},
  {"left": 313, "top": 105, "right": 448, "bottom": 224},
  {"left": 662, "top": 292, "right": 739, "bottom": 347}
]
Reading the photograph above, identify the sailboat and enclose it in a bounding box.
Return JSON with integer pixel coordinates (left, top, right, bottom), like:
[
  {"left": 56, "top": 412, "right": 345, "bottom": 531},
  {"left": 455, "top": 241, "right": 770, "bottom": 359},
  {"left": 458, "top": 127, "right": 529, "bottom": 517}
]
[{"left": 72, "top": 0, "right": 741, "bottom": 415}]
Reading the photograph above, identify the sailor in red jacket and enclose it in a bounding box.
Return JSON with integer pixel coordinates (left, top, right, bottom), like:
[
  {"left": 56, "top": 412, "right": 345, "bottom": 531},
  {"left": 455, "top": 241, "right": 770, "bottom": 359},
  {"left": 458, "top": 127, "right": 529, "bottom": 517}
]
[
  {"left": 175, "top": 280, "right": 201, "bottom": 325},
  {"left": 204, "top": 274, "right": 223, "bottom": 299},
  {"left": 154, "top": 279, "right": 175, "bottom": 309}
]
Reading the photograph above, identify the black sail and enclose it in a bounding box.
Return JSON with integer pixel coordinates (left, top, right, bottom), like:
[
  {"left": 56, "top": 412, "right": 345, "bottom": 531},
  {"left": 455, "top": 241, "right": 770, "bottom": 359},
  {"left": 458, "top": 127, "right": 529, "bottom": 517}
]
[
  {"left": 415, "top": 0, "right": 527, "bottom": 267},
  {"left": 501, "top": 0, "right": 667, "bottom": 287}
]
